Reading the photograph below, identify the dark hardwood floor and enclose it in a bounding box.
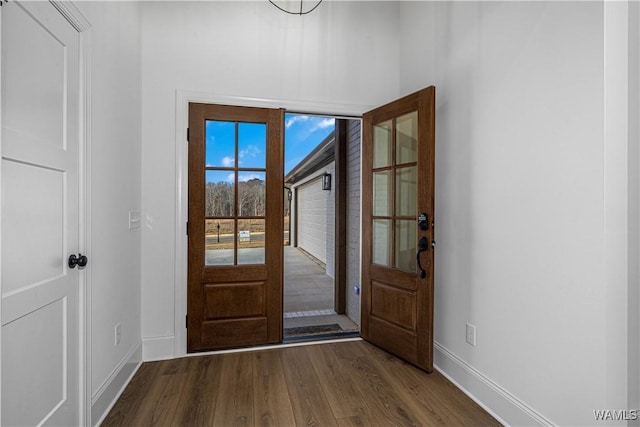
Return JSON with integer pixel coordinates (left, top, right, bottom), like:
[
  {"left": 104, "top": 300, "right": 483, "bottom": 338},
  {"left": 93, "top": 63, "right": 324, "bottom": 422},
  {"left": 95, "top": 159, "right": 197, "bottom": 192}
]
[{"left": 101, "top": 340, "right": 500, "bottom": 426}]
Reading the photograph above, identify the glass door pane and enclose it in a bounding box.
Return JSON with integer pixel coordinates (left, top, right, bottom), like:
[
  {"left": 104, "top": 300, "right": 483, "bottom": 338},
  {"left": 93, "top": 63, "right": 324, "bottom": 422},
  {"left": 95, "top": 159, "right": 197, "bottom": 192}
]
[
  {"left": 373, "top": 171, "right": 392, "bottom": 216},
  {"left": 373, "top": 120, "right": 392, "bottom": 168},
  {"left": 206, "top": 170, "right": 235, "bottom": 217},
  {"left": 396, "top": 111, "right": 418, "bottom": 164},
  {"left": 205, "top": 219, "right": 235, "bottom": 265},
  {"left": 395, "top": 220, "right": 416, "bottom": 272},
  {"left": 395, "top": 166, "right": 417, "bottom": 217},
  {"left": 238, "top": 122, "right": 266, "bottom": 168},
  {"left": 238, "top": 219, "right": 265, "bottom": 264},
  {"left": 205, "top": 121, "right": 235, "bottom": 167},
  {"left": 238, "top": 172, "right": 266, "bottom": 216},
  {"left": 372, "top": 219, "right": 391, "bottom": 267}
]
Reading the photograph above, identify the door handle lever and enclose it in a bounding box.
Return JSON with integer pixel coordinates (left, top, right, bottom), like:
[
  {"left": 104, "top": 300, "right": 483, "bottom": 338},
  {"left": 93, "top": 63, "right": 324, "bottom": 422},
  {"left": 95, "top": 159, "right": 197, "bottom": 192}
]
[{"left": 416, "top": 237, "right": 428, "bottom": 279}]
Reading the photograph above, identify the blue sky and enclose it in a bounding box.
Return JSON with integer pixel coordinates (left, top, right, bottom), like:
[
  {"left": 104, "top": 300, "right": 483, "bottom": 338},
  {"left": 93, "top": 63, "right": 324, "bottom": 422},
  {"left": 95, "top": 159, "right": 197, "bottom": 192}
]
[
  {"left": 205, "top": 115, "right": 335, "bottom": 182},
  {"left": 284, "top": 113, "right": 335, "bottom": 175}
]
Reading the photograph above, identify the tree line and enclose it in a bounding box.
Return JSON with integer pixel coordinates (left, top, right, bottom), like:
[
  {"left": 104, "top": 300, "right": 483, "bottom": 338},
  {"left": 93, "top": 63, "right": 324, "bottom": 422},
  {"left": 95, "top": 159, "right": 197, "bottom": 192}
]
[{"left": 206, "top": 178, "right": 265, "bottom": 217}]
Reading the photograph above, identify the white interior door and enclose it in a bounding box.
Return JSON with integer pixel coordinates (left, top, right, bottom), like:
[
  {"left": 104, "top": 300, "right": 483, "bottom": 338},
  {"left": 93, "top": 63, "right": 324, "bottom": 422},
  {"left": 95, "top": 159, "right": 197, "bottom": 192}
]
[{"left": 1, "top": 1, "right": 82, "bottom": 425}]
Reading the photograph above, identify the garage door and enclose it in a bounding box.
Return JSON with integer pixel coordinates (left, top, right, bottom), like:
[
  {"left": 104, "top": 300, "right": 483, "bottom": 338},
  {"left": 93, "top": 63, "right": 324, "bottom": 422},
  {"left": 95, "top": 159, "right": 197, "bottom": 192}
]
[{"left": 297, "top": 177, "right": 327, "bottom": 263}]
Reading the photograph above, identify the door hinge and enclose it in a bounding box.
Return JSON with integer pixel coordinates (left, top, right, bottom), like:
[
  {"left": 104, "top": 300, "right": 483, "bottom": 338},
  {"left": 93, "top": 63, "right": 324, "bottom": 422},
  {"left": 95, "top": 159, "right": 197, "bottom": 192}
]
[
  {"left": 187, "top": 128, "right": 190, "bottom": 142},
  {"left": 186, "top": 315, "right": 188, "bottom": 328},
  {"left": 186, "top": 221, "right": 189, "bottom": 235}
]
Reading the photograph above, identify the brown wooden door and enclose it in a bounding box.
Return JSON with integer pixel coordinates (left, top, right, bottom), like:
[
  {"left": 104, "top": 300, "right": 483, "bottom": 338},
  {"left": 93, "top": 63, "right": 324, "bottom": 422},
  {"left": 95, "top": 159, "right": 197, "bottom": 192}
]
[
  {"left": 361, "top": 87, "right": 436, "bottom": 372},
  {"left": 188, "top": 103, "right": 284, "bottom": 352}
]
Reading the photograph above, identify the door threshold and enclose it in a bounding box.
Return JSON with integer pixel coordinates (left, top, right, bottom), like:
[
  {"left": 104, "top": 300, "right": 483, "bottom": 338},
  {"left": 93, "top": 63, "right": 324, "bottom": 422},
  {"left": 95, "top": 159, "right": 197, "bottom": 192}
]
[
  {"left": 283, "top": 330, "right": 361, "bottom": 344},
  {"left": 184, "top": 336, "right": 362, "bottom": 358}
]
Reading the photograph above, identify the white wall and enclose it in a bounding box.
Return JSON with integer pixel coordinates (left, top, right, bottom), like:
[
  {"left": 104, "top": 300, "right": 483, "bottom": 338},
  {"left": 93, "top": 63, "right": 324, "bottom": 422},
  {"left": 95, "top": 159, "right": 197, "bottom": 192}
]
[
  {"left": 399, "top": 2, "right": 635, "bottom": 425},
  {"left": 138, "top": 1, "right": 638, "bottom": 423},
  {"left": 140, "top": 1, "right": 400, "bottom": 359},
  {"left": 75, "top": 2, "right": 143, "bottom": 424}
]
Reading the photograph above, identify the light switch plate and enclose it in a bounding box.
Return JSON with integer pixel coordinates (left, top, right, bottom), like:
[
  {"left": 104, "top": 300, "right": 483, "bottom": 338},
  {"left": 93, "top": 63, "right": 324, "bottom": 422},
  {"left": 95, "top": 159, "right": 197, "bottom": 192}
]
[{"left": 129, "top": 211, "right": 141, "bottom": 229}]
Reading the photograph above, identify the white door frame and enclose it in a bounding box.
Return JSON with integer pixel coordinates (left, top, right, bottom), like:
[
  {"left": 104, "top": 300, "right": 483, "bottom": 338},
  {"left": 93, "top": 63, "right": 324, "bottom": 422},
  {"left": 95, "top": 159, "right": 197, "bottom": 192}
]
[
  {"left": 0, "top": 2, "right": 92, "bottom": 425},
  {"left": 173, "top": 91, "right": 370, "bottom": 357},
  {"left": 1, "top": 6, "right": 3, "bottom": 423}
]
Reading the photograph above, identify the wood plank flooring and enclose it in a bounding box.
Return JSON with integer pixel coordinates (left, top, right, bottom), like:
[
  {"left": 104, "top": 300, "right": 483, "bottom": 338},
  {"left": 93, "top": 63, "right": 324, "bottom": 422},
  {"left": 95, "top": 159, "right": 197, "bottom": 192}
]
[{"left": 101, "top": 340, "right": 500, "bottom": 427}]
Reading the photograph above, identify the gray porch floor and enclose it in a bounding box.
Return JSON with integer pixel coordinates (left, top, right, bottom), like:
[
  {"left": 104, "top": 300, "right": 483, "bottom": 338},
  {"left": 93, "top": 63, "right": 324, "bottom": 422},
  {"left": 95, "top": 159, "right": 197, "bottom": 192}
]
[
  {"left": 283, "top": 246, "right": 358, "bottom": 334},
  {"left": 284, "top": 246, "right": 334, "bottom": 313}
]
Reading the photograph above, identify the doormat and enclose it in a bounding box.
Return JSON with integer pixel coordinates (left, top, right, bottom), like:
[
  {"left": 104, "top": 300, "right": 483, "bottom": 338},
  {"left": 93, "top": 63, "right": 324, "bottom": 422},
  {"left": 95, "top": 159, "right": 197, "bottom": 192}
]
[{"left": 284, "top": 323, "right": 343, "bottom": 337}]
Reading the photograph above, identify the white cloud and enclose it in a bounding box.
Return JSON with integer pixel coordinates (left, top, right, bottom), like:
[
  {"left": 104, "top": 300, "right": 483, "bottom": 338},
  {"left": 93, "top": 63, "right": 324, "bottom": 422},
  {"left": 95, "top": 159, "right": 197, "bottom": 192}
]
[
  {"left": 226, "top": 173, "right": 235, "bottom": 183},
  {"left": 285, "top": 115, "right": 310, "bottom": 129},
  {"left": 239, "top": 145, "right": 260, "bottom": 159},
  {"left": 286, "top": 115, "right": 335, "bottom": 137},
  {"left": 238, "top": 173, "right": 262, "bottom": 182},
  {"left": 311, "top": 118, "right": 335, "bottom": 132},
  {"left": 221, "top": 156, "right": 235, "bottom": 167}
]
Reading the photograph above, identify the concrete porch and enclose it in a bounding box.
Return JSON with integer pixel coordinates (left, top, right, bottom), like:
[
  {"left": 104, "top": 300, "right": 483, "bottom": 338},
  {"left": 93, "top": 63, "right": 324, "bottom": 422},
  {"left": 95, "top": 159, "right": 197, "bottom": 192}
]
[{"left": 283, "top": 246, "right": 358, "bottom": 335}]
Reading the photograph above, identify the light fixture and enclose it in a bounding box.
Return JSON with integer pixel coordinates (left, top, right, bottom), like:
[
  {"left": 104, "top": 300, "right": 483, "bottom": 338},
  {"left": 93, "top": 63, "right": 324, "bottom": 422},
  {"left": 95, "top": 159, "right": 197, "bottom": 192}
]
[
  {"left": 268, "top": 0, "right": 324, "bottom": 15},
  {"left": 321, "top": 173, "right": 331, "bottom": 191}
]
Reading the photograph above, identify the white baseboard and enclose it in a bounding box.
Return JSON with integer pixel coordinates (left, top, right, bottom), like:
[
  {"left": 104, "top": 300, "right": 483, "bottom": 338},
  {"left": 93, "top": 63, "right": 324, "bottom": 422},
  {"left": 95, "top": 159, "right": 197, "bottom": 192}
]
[
  {"left": 142, "top": 335, "right": 175, "bottom": 361},
  {"left": 91, "top": 343, "right": 142, "bottom": 426},
  {"left": 434, "top": 341, "right": 554, "bottom": 427}
]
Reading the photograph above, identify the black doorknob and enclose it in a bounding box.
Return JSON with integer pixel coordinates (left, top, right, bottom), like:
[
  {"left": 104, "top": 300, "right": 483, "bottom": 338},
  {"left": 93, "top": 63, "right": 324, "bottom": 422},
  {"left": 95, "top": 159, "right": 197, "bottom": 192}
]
[{"left": 68, "top": 253, "right": 88, "bottom": 269}]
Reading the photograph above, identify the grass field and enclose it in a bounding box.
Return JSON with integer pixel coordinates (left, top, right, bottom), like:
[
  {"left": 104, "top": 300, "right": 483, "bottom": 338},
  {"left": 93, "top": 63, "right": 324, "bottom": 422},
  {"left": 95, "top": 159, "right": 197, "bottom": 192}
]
[{"left": 204, "top": 216, "right": 290, "bottom": 249}]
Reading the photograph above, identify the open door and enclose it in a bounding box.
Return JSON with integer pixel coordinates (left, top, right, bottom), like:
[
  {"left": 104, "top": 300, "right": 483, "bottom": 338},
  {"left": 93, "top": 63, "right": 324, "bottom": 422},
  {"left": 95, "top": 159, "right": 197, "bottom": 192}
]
[
  {"left": 187, "top": 103, "right": 284, "bottom": 352},
  {"left": 361, "top": 87, "right": 435, "bottom": 372}
]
